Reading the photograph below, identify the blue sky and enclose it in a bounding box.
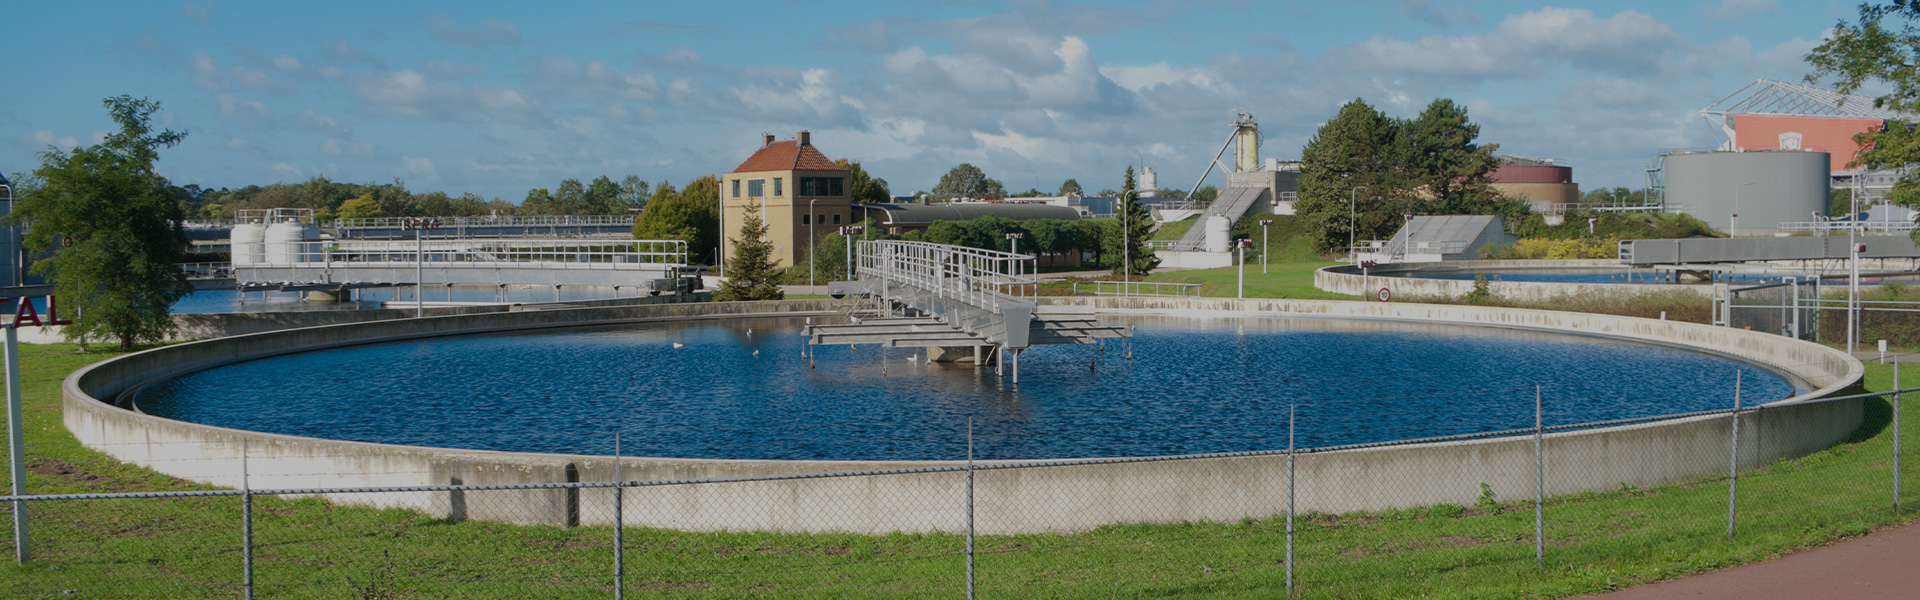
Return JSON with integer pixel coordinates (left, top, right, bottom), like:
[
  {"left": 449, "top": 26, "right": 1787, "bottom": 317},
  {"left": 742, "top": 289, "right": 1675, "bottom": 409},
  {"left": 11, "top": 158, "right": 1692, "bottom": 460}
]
[{"left": 4, "top": 0, "right": 1863, "bottom": 203}]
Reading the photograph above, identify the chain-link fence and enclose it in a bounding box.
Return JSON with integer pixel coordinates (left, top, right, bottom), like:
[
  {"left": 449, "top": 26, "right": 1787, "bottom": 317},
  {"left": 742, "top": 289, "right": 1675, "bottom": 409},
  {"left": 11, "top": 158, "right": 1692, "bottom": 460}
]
[{"left": 5, "top": 376, "right": 1916, "bottom": 598}]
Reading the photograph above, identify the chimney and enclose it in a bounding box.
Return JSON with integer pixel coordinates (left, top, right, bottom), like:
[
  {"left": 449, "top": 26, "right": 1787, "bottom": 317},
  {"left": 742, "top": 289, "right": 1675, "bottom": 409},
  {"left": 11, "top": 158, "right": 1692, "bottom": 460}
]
[
  {"left": 798, "top": 130, "right": 811, "bottom": 146},
  {"left": 761, "top": 133, "right": 775, "bottom": 147}
]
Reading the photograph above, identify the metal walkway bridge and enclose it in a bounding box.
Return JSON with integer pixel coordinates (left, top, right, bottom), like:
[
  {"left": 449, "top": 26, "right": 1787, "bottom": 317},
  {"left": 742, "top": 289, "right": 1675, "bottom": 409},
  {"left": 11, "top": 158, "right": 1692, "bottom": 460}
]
[
  {"left": 235, "top": 239, "right": 690, "bottom": 295},
  {"left": 804, "top": 240, "right": 1129, "bottom": 382}
]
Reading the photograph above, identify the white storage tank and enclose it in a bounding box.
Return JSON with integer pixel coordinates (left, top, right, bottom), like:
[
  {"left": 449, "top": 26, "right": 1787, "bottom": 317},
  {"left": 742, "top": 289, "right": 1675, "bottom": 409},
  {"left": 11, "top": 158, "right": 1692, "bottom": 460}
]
[
  {"left": 229, "top": 221, "right": 264, "bottom": 267},
  {"left": 1203, "top": 216, "right": 1231, "bottom": 253},
  {"left": 1663, "top": 150, "right": 1830, "bottom": 236},
  {"left": 262, "top": 219, "right": 319, "bottom": 264}
]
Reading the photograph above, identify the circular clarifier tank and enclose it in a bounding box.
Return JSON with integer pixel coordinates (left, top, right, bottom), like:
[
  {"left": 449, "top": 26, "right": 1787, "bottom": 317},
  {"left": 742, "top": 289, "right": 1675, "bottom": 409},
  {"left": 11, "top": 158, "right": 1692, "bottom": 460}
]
[{"left": 134, "top": 315, "right": 1797, "bottom": 461}]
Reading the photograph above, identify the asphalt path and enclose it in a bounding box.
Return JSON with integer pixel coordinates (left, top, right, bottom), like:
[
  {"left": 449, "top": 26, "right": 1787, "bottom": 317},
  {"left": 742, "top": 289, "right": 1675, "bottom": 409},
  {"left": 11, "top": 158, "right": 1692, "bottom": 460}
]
[{"left": 1589, "top": 522, "right": 1920, "bottom": 599}]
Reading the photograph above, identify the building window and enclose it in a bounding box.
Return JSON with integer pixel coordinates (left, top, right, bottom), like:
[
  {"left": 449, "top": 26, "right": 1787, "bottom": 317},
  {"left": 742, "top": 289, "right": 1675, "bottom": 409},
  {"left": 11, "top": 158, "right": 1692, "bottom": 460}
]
[
  {"left": 748, "top": 179, "right": 765, "bottom": 197},
  {"left": 802, "top": 213, "right": 811, "bottom": 225},
  {"left": 800, "top": 177, "right": 845, "bottom": 197},
  {"left": 732, "top": 179, "right": 740, "bottom": 198},
  {"left": 833, "top": 214, "right": 842, "bottom": 225},
  {"left": 774, "top": 178, "right": 784, "bottom": 197}
]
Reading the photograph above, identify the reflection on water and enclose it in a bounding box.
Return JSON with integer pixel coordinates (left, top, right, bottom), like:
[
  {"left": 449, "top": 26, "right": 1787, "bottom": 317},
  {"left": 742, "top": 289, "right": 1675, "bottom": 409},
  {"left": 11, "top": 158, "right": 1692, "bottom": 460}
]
[
  {"left": 136, "top": 315, "right": 1796, "bottom": 460},
  {"left": 1376, "top": 269, "right": 1792, "bottom": 284}
]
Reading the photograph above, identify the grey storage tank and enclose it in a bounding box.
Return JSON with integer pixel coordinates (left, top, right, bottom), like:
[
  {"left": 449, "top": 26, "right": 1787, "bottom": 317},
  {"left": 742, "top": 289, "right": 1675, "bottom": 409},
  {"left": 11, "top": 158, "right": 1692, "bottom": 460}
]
[{"left": 1664, "top": 151, "right": 1830, "bottom": 236}]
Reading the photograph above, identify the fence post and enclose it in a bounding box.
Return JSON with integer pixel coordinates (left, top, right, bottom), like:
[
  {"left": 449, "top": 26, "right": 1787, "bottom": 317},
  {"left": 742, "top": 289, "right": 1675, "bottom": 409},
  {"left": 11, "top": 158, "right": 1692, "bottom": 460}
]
[
  {"left": 242, "top": 438, "right": 254, "bottom": 600},
  {"left": 615, "top": 433, "right": 625, "bottom": 600},
  {"left": 1728, "top": 371, "right": 1742, "bottom": 538},
  {"left": 1534, "top": 386, "right": 1544, "bottom": 569},
  {"left": 5, "top": 324, "right": 27, "bottom": 565},
  {"left": 1286, "top": 405, "right": 1296, "bottom": 596},
  {"left": 966, "top": 418, "right": 976, "bottom": 600},
  {"left": 1896, "top": 364, "right": 1903, "bottom": 514}
]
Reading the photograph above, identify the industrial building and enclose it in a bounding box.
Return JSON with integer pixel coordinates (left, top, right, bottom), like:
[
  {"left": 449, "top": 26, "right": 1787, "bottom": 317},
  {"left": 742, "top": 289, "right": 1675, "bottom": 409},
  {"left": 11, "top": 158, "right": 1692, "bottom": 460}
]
[
  {"left": 1489, "top": 155, "right": 1578, "bottom": 212},
  {"left": 1697, "top": 79, "right": 1912, "bottom": 211},
  {"left": 720, "top": 131, "right": 852, "bottom": 270}
]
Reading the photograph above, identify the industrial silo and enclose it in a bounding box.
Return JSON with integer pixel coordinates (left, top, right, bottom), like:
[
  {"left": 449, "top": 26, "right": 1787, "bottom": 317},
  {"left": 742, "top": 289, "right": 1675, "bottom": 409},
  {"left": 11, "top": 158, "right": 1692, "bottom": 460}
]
[
  {"left": 229, "top": 220, "right": 265, "bottom": 267},
  {"left": 262, "top": 218, "right": 319, "bottom": 264},
  {"left": 1663, "top": 151, "right": 1830, "bottom": 236}
]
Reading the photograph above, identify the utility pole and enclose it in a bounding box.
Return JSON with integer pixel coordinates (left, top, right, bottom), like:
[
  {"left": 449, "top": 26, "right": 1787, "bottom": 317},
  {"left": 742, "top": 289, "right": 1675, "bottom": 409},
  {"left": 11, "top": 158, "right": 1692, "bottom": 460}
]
[{"left": 403, "top": 218, "right": 441, "bottom": 318}]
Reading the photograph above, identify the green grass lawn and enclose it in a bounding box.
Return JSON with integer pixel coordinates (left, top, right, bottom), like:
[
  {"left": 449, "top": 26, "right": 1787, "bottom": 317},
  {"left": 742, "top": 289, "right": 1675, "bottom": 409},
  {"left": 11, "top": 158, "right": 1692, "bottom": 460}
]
[
  {"left": 1147, "top": 260, "right": 1356, "bottom": 300},
  {"left": 4, "top": 341, "right": 1918, "bottom": 598}
]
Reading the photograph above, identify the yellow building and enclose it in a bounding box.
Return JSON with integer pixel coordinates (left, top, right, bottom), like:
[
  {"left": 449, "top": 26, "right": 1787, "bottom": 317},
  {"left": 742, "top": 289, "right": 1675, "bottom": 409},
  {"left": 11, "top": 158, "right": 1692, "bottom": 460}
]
[{"left": 720, "top": 131, "right": 851, "bottom": 271}]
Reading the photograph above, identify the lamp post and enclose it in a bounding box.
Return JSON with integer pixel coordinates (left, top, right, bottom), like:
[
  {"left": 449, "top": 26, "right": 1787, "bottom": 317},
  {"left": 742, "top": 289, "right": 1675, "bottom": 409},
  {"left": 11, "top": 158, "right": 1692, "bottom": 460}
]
[
  {"left": 1006, "top": 231, "right": 1026, "bottom": 282},
  {"left": 1237, "top": 238, "right": 1253, "bottom": 298},
  {"left": 809, "top": 199, "right": 817, "bottom": 289},
  {"left": 402, "top": 218, "right": 441, "bottom": 318},
  {"left": 0, "top": 181, "right": 13, "bottom": 286},
  {"left": 1349, "top": 186, "right": 1367, "bottom": 263},
  {"left": 1259, "top": 219, "right": 1273, "bottom": 274},
  {"left": 1732, "top": 182, "right": 1753, "bottom": 237},
  {"left": 1119, "top": 187, "right": 1159, "bottom": 292},
  {"left": 842, "top": 225, "right": 864, "bottom": 280}
]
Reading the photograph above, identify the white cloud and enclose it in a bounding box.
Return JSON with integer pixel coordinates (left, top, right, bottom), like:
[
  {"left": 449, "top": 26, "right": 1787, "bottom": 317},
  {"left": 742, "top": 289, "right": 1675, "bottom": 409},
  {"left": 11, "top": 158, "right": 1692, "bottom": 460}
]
[
  {"left": 18, "top": 130, "right": 80, "bottom": 151},
  {"left": 181, "top": 2, "right": 211, "bottom": 26},
  {"left": 1702, "top": 0, "right": 1781, "bottom": 22},
  {"left": 1337, "top": 8, "right": 1679, "bottom": 81},
  {"left": 1100, "top": 63, "right": 1215, "bottom": 92},
  {"left": 397, "top": 156, "right": 438, "bottom": 183},
  {"left": 268, "top": 162, "right": 303, "bottom": 181},
  {"left": 215, "top": 94, "right": 272, "bottom": 126},
  {"left": 429, "top": 15, "right": 520, "bottom": 47},
  {"left": 189, "top": 50, "right": 226, "bottom": 91},
  {"left": 230, "top": 64, "right": 294, "bottom": 95}
]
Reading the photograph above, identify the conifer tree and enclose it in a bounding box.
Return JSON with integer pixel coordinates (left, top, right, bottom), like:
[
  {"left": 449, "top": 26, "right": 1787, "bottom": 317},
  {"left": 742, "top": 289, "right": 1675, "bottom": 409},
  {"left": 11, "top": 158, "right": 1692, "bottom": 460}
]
[
  {"left": 714, "top": 200, "right": 785, "bottom": 301},
  {"left": 1113, "top": 165, "right": 1158, "bottom": 277}
]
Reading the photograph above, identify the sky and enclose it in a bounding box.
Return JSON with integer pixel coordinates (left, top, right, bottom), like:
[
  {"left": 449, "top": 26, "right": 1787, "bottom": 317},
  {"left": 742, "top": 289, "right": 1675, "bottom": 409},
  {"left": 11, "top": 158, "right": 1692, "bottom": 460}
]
[{"left": 3, "top": 0, "right": 1869, "bottom": 203}]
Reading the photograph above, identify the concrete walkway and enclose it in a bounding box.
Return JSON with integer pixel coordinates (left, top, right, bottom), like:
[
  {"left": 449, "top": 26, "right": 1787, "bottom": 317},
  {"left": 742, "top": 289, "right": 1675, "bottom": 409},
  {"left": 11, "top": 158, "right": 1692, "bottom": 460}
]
[{"left": 1589, "top": 521, "right": 1920, "bottom": 599}]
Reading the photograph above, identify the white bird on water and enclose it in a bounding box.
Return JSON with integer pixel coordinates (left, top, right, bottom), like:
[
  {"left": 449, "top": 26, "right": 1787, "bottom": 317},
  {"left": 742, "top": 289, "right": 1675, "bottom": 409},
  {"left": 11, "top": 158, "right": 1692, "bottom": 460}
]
[
  {"left": 672, "top": 342, "right": 684, "bottom": 349},
  {"left": 752, "top": 349, "right": 760, "bottom": 358},
  {"left": 746, "top": 328, "right": 753, "bottom": 339}
]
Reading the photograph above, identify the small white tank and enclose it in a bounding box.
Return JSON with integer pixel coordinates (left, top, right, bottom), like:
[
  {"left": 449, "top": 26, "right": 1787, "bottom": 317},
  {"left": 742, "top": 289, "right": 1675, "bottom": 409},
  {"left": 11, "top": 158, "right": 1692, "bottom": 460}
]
[
  {"left": 1139, "top": 167, "right": 1158, "bottom": 198},
  {"left": 263, "top": 220, "right": 319, "bottom": 264},
  {"left": 229, "top": 221, "right": 264, "bottom": 267},
  {"left": 1203, "top": 216, "right": 1231, "bottom": 253}
]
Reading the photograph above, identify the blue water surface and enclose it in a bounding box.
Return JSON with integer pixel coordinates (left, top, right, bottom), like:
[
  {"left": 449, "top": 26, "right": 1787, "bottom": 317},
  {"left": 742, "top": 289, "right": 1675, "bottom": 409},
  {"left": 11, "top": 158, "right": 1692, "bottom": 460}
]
[{"left": 135, "top": 316, "right": 1797, "bottom": 460}]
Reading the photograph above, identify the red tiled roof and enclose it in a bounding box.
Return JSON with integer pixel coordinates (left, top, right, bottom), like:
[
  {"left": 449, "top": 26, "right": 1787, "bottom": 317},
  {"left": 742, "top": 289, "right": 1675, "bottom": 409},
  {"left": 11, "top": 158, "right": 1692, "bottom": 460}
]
[{"left": 731, "top": 140, "right": 847, "bottom": 173}]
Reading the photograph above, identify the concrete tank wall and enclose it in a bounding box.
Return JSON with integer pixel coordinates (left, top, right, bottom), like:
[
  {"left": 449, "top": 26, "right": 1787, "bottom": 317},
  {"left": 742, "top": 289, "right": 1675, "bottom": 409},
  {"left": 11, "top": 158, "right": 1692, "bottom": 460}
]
[
  {"left": 62, "top": 297, "right": 1863, "bottom": 534},
  {"left": 1665, "top": 151, "right": 1830, "bottom": 236}
]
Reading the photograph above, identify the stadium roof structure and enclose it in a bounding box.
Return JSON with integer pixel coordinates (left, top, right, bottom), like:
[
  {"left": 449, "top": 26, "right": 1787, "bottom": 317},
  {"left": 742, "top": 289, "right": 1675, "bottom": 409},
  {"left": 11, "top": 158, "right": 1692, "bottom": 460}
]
[{"left": 1701, "top": 78, "right": 1915, "bottom": 144}]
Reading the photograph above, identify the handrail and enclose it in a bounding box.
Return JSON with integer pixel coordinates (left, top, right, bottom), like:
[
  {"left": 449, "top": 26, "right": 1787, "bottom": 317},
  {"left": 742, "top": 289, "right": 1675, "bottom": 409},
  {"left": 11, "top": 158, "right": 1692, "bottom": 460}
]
[
  {"left": 330, "top": 215, "right": 635, "bottom": 228},
  {"left": 235, "top": 238, "right": 687, "bottom": 272},
  {"left": 1072, "top": 281, "right": 1202, "bottom": 297},
  {"left": 857, "top": 240, "right": 1036, "bottom": 308}
]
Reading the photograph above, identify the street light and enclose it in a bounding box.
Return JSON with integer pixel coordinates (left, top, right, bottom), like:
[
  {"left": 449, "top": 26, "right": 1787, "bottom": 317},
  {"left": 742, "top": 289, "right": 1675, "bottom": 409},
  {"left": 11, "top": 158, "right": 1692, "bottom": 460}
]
[
  {"left": 1006, "top": 232, "right": 1026, "bottom": 282},
  {"left": 1237, "top": 238, "right": 1254, "bottom": 298},
  {"left": 1119, "top": 187, "right": 1159, "bottom": 291},
  {"left": 841, "top": 225, "right": 864, "bottom": 280},
  {"left": 1349, "top": 186, "right": 1367, "bottom": 263},
  {"left": 401, "top": 217, "right": 441, "bottom": 318},
  {"left": 809, "top": 198, "right": 817, "bottom": 289},
  {"left": 1258, "top": 219, "right": 1273, "bottom": 274}
]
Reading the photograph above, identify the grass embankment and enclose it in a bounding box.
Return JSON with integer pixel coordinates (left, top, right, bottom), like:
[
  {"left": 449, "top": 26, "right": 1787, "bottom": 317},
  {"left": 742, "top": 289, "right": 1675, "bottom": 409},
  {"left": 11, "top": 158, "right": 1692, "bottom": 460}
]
[{"left": 4, "top": 343, "right": 1917, "bottom": 598}]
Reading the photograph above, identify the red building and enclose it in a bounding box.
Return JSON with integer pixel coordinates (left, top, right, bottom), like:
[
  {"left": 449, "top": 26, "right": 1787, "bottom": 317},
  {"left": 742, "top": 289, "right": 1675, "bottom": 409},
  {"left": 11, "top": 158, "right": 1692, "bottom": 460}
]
[{"left": 1702, "top": 79, "right": 1907, "bottom": 173}]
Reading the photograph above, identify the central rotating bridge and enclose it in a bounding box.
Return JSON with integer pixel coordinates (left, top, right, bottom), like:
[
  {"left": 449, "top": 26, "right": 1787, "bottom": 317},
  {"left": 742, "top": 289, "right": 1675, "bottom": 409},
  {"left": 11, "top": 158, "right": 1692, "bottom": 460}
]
[{"left": 805, "top": 240, "right": 1130, "bottom": 381}]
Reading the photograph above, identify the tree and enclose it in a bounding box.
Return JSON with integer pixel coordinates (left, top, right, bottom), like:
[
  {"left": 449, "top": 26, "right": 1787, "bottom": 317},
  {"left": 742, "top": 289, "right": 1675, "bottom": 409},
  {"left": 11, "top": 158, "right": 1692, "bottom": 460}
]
[
  {"left": 931, "top": 163, "right": 1005, "bottom": 200},
  {"left": 834, "top": 159, "right": 892, "bottom": 203},
  {"left": 521, "top": 187, "right": 554, "bottom": 215},
  {"left": 1058, "top": 178, "right": 1084, "bottom": 196},
  {"left": 632, "top": 175, "right": 721, "bottom": 264},
  {"left": 585, "top": 175, "right": 623, "bottom": 214},
  {"left": 1401, "top": 99, "right": 1512, "bottom": 216},
  {"left": 337, "top": 194, "right": 384, "bottom": 219},
  {"left": 551, "top": 178, "right": 588, "bottom": 214},
  {"left": 1113, "top": 165, "right": 1158, "bottom": 277},
  {"left": 714, "top": 200, "right": 784, "bottom": 301},
  {"left": 1807, "top": 3, "right": 1920, "bottom": 214},
  {"left": 10, "top": 95, "right": 193, "bottom": 349},
  {"left": 1296, "top": 99, "right": 1409, "bottom": 254},
  {"left": 619, "top": 175, "right": 651, "bottom": 211}
]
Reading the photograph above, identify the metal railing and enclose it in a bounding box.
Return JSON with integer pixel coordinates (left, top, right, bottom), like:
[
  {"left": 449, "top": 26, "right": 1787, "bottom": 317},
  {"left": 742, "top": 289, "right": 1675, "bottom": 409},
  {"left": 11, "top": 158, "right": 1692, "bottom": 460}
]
[
  {"left": 238, "top": 239, "right": 687, "bottom": 269},
  {"left": 176, "top": 262, "right": 233, "bottom": 278},
  {"left": 1072, "top": 280, "right": 1202, "bottom": 297},
  {"left": 1776, "top": 220, "right": 1917, "bottom": 235},
  {"left": 858, "top": 240, "right": 1035, "bottom": 308},
  {"left": 329, "top": 215, "right": 635, "bottom": 229}
]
